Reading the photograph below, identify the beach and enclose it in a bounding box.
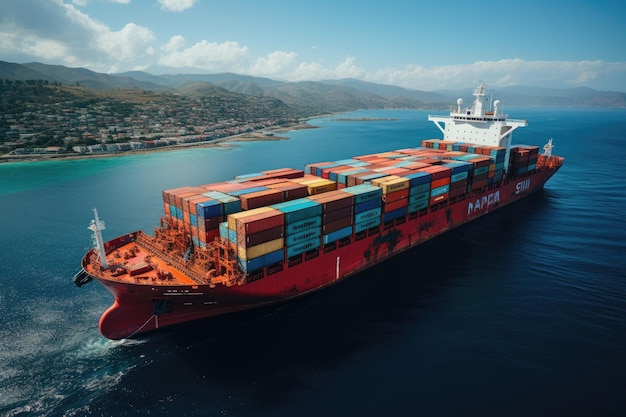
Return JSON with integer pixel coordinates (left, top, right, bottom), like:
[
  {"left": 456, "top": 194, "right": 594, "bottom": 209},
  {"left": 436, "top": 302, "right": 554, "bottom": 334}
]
[{"left": 0, "top": 122, "right": 319, "bottom": 163}]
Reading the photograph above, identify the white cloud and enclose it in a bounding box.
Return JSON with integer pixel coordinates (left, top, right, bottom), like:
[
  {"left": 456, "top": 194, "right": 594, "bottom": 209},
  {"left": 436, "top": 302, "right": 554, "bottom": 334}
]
[
  {"left": 158, "top": 0, "right": 197, "bottom": 12},
  {"left": 366, "top": 59, "right": 626, "bottom": 91},
  {"left": 158, "top": 37, "right": 250, "bottom": 72},
  {"left": 0, "top": 0, "right": 155, "bottom": 73},
  {"left": 249, "top": 51, "right": 298, "bottom": 77}
]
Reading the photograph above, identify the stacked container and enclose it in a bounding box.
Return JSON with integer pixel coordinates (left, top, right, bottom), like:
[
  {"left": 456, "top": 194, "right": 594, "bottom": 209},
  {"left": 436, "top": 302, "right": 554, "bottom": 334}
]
[
  {"left": 308, "top": 190, "right": 355, "bottom": 245},
  {"left": 418, "top": 165, "right": 453, "bottom": 206},
  {"left": 442, "top": 161, "right": 472, "bottom": 198},
  {"left": 404, "top": 171, "right": 432, "bottom": 213},
  {"left": 370, "top": 175, "right": 409, "bottom": 223},
  {"left": 270, "top": 199, "right": 323, "bottom": 259},
  {"left": 225, "top": 207, "right": 285, "bottom": 274},
  {"left": 341, "top": 184, "right": 383, "bottom": 233}
]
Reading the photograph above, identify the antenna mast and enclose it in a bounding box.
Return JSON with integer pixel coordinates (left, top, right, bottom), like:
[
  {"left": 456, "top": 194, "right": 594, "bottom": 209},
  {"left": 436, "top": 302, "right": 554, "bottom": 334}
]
[{"left": 88, "top": 208, "right": 109, "bottom": 269}]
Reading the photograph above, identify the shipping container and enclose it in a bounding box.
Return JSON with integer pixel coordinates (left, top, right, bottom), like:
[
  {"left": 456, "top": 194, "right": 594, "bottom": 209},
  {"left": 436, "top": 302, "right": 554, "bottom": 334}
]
[
  {"left": 307, "top": 190, "right": 355, "bottom": 212},
  {"left": 383, "top": 198, "right": 408, "bottom": 213},
  {"left": 341, "top": 184, "right": 383, "bottom": 204},
  {"left": 305, "top": 179, "right": 337, "bottom": 195},
  {"left": 271, "top": 199, "right": 322, "bottom": 224},
  {"left": 381, "top": 188, "right": 409, "bottom": 203},
  {"left": 323, "top": 225, "right": 353, "bottom": 245},
  {"left": 409, "top": 182, "right": 431, "bottom": 195},
  {"left": 238, "top": 248, "right": 284, "bottom": 274},
  {"left": 238, "top": 225, "right": 284, "bottom": 248},
  {"left": 429, "top": 193, "right": 448, "bottom": 206},
  {"left": 383, "top": 207, "right": 407, "bottom": 223},
  {"left": 239, "top": 188, "right": 284, "bottom": 210},
  {"left": 227, "top": 207, "right": 277, "bottom": 231},
  {"left": 408, "top": 199, "right": 429, "bottom": 213},
  {"left": 431, "top": 177, "right": 451, "bottom": 189},
  {"left": 408, "top": 191, "right": 430, "bottom": 205},
  {"left": 322, "top": 205, "right": 354, "bottom": 224},
  {"left": 285, "top": 215, "right": 322, "bottom": 235},
  {"left": 354, "top": 207, "right": 382, "bottom": 224},
  {"left": 354, "top": 197, "right": 382, "bottom": 214},
  {"left": 234, "top": 209, "right": 284, "bottom": 237},
  {"left": 286, "top": 227, "right": 321, "bottom": 247},
  {"left": 286, "top": 237, "right": 320, "bottom": 258},
  {"left": 322, "top": 216, "right": 353, "bottom": 234},
  {"left": 238, "top": 237, "right": 284, "bottom": 261},
  {"left": 418, "top": 165, "right": 452, "bottom": 180},
  {"left": 354, "top": 217, "right": 381, "bottom": 233}
]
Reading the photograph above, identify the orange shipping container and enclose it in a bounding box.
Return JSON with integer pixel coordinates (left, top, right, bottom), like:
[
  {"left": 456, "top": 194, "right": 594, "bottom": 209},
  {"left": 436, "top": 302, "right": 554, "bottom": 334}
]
[
  {"left": 431, "top": 177, "right": 451, "bottom": 189},
  {"left": 383, "top": 198, "right": 408, "bottom": 213},
  {"left": 382, "top": 188, "right": 409, "bottom": 203}
]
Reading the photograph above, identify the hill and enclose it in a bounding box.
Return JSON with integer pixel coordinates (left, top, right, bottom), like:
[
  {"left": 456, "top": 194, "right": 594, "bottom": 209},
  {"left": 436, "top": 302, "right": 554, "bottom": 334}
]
[{"left": 1, "top": 60, "right": 625, "bottom": 111}]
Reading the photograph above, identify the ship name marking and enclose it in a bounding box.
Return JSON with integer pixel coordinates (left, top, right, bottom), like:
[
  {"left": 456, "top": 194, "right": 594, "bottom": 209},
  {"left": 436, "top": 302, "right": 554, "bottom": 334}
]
[
  {"left": 515, "top": 179, "right": 531, "bottom": 194},
  {"left": 468, "top": 191, "right": 500, "bottom": 215}
]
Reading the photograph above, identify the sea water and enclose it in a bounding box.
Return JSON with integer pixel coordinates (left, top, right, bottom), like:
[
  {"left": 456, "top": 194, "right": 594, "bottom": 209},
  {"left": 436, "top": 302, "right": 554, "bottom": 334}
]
[{"left": 1, "top": 108, "right": 625, "bottom": 416}]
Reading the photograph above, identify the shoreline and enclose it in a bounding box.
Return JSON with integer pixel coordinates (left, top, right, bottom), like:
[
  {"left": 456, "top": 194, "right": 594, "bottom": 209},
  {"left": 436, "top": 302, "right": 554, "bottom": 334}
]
[{"left": 0, "top": 121, "right": 320, "bottom": 164}]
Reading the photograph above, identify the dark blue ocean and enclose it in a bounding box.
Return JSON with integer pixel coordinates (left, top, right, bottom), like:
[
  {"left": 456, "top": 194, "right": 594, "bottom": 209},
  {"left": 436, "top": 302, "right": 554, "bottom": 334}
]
[{"left": 1, "top": 108, "right": 625, "bottom": 417}]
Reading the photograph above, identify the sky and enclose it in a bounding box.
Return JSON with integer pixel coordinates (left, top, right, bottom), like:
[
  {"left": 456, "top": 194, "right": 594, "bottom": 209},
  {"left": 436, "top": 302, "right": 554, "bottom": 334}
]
[{"left": 1, "top": 0, "right": 625, "bottom": 92}]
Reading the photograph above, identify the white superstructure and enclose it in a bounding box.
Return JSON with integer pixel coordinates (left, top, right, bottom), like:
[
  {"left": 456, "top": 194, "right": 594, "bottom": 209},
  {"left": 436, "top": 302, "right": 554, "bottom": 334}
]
[{"left": 428, "top": 82, "right": 527, "bottom": 172}]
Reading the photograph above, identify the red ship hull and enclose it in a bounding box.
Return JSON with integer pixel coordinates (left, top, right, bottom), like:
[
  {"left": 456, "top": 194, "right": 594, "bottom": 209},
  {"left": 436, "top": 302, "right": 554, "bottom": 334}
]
[{"left": 86, "top": 165, "right": 561, "bottom": 340}]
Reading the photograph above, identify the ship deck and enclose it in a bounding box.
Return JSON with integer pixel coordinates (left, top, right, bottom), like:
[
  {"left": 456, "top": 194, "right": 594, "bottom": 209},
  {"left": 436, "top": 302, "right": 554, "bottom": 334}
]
[{"left": 84, "top": 241, "right": 199, "bottom": 286}]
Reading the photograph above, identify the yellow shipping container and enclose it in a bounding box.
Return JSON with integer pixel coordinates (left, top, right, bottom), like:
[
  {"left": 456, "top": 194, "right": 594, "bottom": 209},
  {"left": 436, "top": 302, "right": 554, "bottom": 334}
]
[
  {"left": 380, "top": 177, "right": 409, "bottom": 194},
  {"left": 306, "top": 179, "right": 337, "bottom": 195},
  {"left": 227, "top": 206, "right": 274, "bottom": 230},
  {"left": 238, "top": 237, "right": 284, "bottom": 261},
  {"left": 370, "top": 175, "right": 398, "bottom": 185}
]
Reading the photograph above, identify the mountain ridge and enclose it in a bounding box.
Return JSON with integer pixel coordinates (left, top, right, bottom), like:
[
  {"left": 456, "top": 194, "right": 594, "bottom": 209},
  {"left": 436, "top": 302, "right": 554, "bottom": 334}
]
[{"left": 1, "top": 60, "right": 624, "bottom": 109}]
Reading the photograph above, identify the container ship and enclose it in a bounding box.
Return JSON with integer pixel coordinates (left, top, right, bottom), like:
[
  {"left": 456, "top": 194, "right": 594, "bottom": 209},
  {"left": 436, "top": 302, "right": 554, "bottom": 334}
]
[{"left": 75, "top": 83, "right": 564, "bottom": 340}]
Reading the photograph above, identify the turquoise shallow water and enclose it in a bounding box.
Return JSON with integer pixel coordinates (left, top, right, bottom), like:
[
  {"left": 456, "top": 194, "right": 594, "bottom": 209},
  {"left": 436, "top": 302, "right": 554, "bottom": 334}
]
[{"left": 1, "top": 108, "right": 625, "bottom": 416}]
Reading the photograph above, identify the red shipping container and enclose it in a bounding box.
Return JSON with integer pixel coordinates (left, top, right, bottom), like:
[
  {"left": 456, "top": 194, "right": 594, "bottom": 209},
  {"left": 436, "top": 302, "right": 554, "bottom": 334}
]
[
  {"left": 382, "top": 188, "right": 409, "bottom": 203},
  {"left": 308, "top": 190, "right": 354, "bottom": 212},
  {"left": 418, "top": 165, "right": 452, "bottom": 180},
  {"left": 449, "top": 186, "right": 466, "bottom": 198},
  {"left": 322, "top": 205, "right": 354, "bottom": 224},
  {"left": 238, "top": 225, "right": 284, "bottom": 248},
  {"left": 202, "top": 229, "right": 220, "bottom": 243},
  {"left": 431, "top": 177, "right": 451, "bottom": 189},
  {"left": 322, "top": 216, "right": 353, "bottom": 234},
  {"left": 236, "top": 209, "right": 285, "bottom": 236},
  {"left": 198, "top": 215, "right": 222, "bottom": 232},
  {"left": 239, "top": 189, "right": 284, "bottom": 210},
  {"left": 383, "top": 198, "right": 408, "bottom": 213},
  {"left": 429, "top": 193, "right": 448, "bottom": 205},
  {"left": 471, "top": 179, "right": 488, "bottom": 191}
]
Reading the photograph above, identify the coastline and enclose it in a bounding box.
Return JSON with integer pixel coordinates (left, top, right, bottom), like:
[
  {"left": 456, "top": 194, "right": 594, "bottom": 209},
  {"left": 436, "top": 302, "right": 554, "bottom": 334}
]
[{"left": 0, "top": 121, "right": 320, "bottom": 164}]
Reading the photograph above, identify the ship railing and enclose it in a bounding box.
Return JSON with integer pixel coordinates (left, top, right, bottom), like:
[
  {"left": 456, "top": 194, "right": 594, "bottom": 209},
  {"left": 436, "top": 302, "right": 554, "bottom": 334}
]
[{"left": 135, "top": 232, "right": 209, "bottom": 284}]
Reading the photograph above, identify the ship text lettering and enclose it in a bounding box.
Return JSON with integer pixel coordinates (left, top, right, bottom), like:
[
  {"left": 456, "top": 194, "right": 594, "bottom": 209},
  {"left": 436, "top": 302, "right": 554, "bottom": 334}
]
[
  {"left": 468, "top": 191, "right": 500, "bottom": 215},
  {"left": 515, "top": 179, "right": 531, "bottom": 194}
]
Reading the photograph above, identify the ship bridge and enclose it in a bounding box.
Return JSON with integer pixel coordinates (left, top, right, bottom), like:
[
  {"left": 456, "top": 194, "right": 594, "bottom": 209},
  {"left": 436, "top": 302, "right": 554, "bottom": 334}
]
[{"left": 428, "top": 82, "right": 527, "bottom": 171}]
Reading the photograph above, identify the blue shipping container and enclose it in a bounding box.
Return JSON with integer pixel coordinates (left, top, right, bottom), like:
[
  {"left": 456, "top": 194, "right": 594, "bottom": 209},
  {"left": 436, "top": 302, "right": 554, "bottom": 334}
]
[
  {"left": 354, "top": 207, "right": 382, "bottom": 224},
  {"left": 238, "top": 248, "right": 284, "bottom": 274},
  {"left": 408, "top": 199, "right": 429, "bottom": 213},
  {"left": 286, "top": 238, "right": 321, "bottom": 258},
  {"left": 354, "top": 197, "right": 382, "bottom": 214},
  {"left": 354, "top": 217, "right": 381, "bottom": 233},
  {"left": 323, "top": 225, "right": 353, "bottom": 245},
  {"left": 286, "top": 227, "right": 321, "bottom": 246},
  {"left": 341, "top": 184, "right": 383, "bottom": 204},
  {"left": 196, "top": 199, "right": 222, "bottom": 218},
  {"left": 271, "top": 199, "right": 322, "bottom": 224},
  {"left": 383, "top": 207, "right": 407, "bottom": 223},
  {"left": 404, "top": 171, "right": 431, "bottom": 187},
  {"left": 430, "top": 184, "right": 450, "bottom": 198}
]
